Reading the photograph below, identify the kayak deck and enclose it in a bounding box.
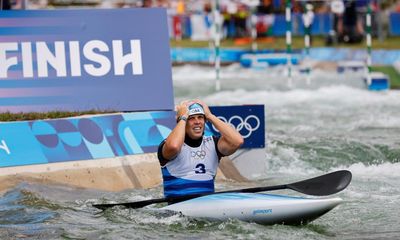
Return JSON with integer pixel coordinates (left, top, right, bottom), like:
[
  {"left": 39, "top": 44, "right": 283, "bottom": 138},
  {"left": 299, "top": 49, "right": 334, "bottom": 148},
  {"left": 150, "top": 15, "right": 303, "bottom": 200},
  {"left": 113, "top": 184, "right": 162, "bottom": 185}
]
[{"left": 161, "top": 193, "right": 342, "bottom": 225}]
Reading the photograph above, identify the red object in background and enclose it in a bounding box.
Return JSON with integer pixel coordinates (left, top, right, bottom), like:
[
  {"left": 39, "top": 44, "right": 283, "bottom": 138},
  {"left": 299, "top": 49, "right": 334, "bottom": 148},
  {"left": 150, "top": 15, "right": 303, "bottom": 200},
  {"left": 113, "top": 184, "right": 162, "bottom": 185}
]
[
  {"left": 256, "top": 21, "right": 268, "bottom": 35},
  {"left": 173, "top": 15, "right": 182, "bottom": 40}
]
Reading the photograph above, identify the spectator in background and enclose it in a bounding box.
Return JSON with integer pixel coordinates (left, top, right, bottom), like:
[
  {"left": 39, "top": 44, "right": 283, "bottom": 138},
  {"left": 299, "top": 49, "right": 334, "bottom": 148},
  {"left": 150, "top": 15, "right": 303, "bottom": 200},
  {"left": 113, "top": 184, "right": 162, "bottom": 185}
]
[
  {"left": 155, "top": 0, "right": 169, "bottom": 8},
  {"left": 338, "top": 0, "right": 364, "bottom": 43},
  {"left": 175, "top": 0, "right": 185, "bottom": 14},
  {"left": 1, "top": 0, "right": 11, "bottom": 10},
  {"left": 257, "top": 0, "right": 273, "bottom": 14},
  {"left": 292, "top": 0, "right": 303, "bottom": 13},
  {"left": 325, "top": 0, "right": 344, "bottom": 45},
  {"left": 142, "top": 0, "right": 152, "bottom": 8},
  {"left": 234, "top": 3, "right": 249, "bottom": 38},
  {"left": 223, "top": 1, "right": 237, "bottom": 39},
  {"left": 325, "top": 0, "right": 364, "bottom": 45},
  {"left": 256, "top": 0, "right": 274, "bottom": 37}
]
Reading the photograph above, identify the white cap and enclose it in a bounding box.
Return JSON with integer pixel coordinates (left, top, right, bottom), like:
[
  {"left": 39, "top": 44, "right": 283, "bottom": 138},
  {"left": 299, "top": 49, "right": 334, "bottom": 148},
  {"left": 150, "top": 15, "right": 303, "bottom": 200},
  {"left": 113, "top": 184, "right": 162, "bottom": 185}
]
[{"left": 188, "top": 103, "right": 205, "bottom": 116}]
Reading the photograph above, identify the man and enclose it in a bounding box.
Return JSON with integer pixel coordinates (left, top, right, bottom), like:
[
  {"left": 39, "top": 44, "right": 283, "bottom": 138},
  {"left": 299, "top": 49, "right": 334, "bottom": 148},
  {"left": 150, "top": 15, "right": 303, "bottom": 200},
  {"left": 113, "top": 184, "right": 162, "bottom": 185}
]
[
  {"left": 157, "top": 100, "right": 243, "bottom": 198},
  {"left": 1, "top": 0, "right": 11, "bottom": 10}
]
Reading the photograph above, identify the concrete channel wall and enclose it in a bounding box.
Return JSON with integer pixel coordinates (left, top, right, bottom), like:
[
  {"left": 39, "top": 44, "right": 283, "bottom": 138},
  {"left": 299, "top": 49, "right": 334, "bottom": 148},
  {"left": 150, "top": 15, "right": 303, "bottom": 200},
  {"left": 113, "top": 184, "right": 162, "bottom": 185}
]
[{"left": 0, "top": 154, "right": 248, "bottom": 194}]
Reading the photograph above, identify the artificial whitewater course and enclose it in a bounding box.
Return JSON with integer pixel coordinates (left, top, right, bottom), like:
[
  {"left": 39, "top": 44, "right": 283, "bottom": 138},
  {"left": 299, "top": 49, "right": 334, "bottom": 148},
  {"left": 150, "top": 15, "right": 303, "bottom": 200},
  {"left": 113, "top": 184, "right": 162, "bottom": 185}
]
[{"left": 1, "top": 64, "right": 399, "bottom": 239}]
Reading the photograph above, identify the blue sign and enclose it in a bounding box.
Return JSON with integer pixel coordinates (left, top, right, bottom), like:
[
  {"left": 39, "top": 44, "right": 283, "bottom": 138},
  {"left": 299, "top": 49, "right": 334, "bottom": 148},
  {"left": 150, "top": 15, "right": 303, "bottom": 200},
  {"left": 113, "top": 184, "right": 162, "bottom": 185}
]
[
  {"left": 207, "top": 105, "right": 265, "bottom": 148},
  {"left": 0, "top": 111, "right": 176, "bottom": 168},
  {"left": 0, "top": 8, "right": 174, "bottom": 113},
  {"left": 0, "top": 105, "right": 264, "bottom": 168},
  {"left": 390, "top": 13, "right": 400, "bottom": 36}
]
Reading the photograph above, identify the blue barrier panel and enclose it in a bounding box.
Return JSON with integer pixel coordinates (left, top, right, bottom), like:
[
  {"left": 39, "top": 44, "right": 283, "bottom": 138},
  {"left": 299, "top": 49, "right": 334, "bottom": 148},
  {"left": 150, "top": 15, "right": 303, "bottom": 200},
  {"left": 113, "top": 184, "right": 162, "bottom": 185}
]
[
  {"left": 389, "top": 12, "right": 400, "bottom": 36},
  {"left": 0, "top": 105, "right": 265, "bottom": 168},
  {"left": 171, "top": 48, "right": 247, "bottom": 62},
  {"left": 207, "top": 105, "right": 265, "bottom": 149},
  {"left": 368, "top": 78, "right": 390, "bottom": 91},
  {"left": 271, "top": 15, "right": 286, "bottom": 36},
  {"left": 171, "top": 48, "right": 211, "bottom": 62},
  {"left": 171, "top": 47, "right": 400, "bottom": 65},
  {"left": 365, "top": 74, "right": 390, "bottom": 91},
  {"left": 309, "top": 48, "right": 400, "bottom": 65},
  {"left": 0, "top": 8, "right": 174, "bottom": 113},
  {"left": 266, "top": 13, "right": 333, "bottom": 36},
  {"left": 311, "top": 13, "right": 332, "bottom": 35},
  {"left": 286, "top": 13, "right": 332, "bottom": 36},
  {"left": 0, "top": 111, "right": 176, "bottom": 168}
]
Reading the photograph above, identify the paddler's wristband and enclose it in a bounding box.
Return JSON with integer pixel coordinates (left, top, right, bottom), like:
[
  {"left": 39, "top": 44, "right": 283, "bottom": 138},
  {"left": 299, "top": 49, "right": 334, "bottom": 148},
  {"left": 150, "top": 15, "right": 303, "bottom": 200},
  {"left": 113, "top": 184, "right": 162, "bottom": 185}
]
[{"left": 177, "top": 115, "right": 187, "bottom": 123}]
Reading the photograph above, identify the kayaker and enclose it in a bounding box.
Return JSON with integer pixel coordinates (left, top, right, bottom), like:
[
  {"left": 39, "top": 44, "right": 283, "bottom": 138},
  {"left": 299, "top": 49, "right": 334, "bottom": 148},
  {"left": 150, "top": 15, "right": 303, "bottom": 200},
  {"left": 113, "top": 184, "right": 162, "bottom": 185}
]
[{"left": 157, "top": 99, "right": 244, "bottom": 200}]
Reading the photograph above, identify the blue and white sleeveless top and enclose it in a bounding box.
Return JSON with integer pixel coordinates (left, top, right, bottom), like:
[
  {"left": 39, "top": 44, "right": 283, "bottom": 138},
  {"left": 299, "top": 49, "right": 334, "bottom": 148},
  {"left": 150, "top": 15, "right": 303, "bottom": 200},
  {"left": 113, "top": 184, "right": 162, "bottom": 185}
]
[{"left": 159, "top": 136, "right": 220, "bottom": 198}]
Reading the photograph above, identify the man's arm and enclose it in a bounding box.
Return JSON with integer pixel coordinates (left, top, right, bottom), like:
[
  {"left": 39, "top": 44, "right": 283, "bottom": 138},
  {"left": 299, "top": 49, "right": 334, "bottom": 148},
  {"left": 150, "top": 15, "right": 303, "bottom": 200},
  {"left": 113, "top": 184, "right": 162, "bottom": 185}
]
[
  {"left": 161, "top": 101, "right": 190, "bottom": 161},
  {"left": 196, "top": 100, "right": 244, "bottom": 156}
]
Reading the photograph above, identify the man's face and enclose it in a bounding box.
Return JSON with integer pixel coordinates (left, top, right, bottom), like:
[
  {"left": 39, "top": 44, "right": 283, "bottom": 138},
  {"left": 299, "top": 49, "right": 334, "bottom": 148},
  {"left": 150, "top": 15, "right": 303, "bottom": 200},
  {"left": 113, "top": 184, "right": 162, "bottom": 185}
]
[{"left": 186, "top": 114, "right": 205, "bottom": 139}]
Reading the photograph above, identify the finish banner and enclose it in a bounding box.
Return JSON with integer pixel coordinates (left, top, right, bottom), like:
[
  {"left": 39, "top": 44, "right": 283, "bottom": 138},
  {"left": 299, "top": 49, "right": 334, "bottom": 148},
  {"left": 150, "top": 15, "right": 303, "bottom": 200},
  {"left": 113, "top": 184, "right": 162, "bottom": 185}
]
[{"left": 0, "top": 8, "right": 174, "bottom": 112}]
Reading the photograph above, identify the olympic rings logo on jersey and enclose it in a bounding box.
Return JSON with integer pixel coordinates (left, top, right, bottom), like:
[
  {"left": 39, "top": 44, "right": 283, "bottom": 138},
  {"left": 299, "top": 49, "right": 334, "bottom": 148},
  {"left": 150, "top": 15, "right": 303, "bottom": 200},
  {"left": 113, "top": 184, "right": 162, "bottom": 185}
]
[
  {"left": 213, "top": 115, "right": 260, "bottom": 139},
  {"left": 191, "top": 150, "right": 206, "bottom": 160}
]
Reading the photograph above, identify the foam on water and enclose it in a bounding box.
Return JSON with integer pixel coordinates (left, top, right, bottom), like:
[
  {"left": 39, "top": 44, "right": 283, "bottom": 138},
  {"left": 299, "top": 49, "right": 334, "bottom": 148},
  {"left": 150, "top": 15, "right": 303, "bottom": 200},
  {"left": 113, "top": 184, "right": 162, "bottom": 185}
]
[
  {"left": 173, "top": 63, "right": 366, "bottom": 93},
  {"left": 199, "top": 85, "right": 400, "bottom": 108},
  {"left": 114, "top": 208, "right": 185, "bottom": 225},
  {"left": 264, "top": 141, "right": 321, "bottom": 177},
  {"left": 344, "top": 162, "right": 400, "bottom": 179}
]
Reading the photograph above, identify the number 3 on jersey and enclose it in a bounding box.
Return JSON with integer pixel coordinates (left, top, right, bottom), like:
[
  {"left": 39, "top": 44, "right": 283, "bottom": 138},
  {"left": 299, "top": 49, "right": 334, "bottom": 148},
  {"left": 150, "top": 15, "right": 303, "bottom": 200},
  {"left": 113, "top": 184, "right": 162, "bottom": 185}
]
[{"left": 195, "top": 163, "right": 206, "bottom": 174}]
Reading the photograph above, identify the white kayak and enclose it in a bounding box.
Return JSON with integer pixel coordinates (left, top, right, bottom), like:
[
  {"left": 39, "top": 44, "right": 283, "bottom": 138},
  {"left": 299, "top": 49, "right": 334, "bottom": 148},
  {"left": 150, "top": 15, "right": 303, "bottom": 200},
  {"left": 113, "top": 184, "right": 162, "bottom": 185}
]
[{"left": 161, "top": 192, "right": 342, "bottom": 225}]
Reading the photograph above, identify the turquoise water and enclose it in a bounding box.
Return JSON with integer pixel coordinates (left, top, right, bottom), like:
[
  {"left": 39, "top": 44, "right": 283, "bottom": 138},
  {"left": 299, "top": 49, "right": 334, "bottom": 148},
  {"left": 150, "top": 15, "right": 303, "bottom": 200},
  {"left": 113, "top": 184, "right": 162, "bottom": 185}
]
[{"left": 1, "top": 64, "right": 400, "bottom": 239}]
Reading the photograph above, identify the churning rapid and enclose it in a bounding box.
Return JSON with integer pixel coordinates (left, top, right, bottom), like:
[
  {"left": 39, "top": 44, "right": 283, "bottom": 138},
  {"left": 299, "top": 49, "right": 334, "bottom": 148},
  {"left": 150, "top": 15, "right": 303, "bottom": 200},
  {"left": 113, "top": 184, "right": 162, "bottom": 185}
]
[{"left": 1, "top": 64, "right": 399, "bottom": 239}]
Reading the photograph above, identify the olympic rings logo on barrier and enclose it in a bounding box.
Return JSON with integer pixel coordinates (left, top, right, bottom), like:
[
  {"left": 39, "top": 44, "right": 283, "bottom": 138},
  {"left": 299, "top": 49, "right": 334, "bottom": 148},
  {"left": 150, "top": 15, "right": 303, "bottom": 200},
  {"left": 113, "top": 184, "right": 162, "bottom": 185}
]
[
  {"left": 191, "top": 150, "right": 206, "bottom": 160},
  {"left": 213, "top": 115, "right": 260, "bottom": 139}
]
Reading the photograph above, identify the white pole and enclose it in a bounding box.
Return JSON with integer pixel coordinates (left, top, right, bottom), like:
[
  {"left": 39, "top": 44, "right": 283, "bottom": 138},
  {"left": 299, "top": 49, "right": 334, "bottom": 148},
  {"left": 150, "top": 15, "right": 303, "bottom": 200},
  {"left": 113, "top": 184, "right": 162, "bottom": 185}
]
[
  {"left": 303, "top": 3, "right": 314, "bottom": 85},
  {"left": 366, "top": 1, "right": 372, "bottom": 86},
  {"left": 213, "top": 0, "right": 221, "bottom": 91},
  {"left": 250, "top": 7, "right": 258, "bottom": 52},
  {"left": 285, "top": 0, "right": 293, "bottom": 87}
]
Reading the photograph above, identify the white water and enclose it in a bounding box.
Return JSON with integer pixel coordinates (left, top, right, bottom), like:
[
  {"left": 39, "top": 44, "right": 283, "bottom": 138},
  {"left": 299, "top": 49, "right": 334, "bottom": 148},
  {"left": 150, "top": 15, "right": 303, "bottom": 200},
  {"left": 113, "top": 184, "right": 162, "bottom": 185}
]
[
  {"left": 172, "top": 64, "right": 400, "bottom": 239},
  {"left": 1, "top": 64, "right": 399, "bottom": 239}
]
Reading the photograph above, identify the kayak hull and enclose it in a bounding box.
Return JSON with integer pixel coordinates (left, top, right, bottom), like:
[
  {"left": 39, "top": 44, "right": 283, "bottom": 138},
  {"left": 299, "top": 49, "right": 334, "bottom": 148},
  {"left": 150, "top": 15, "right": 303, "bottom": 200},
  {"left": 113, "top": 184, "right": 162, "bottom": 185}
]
[{"left": 161, "top": 193, "right": 342, "bottom": 225}]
